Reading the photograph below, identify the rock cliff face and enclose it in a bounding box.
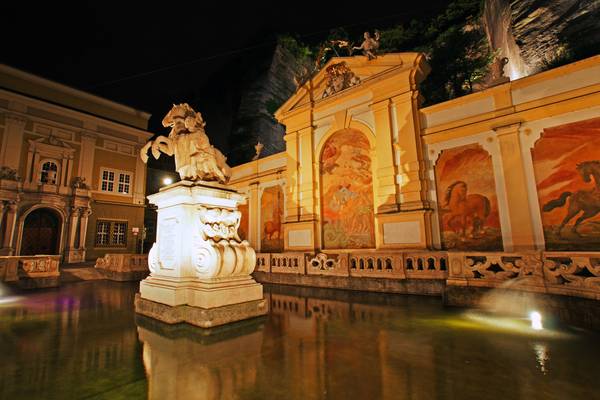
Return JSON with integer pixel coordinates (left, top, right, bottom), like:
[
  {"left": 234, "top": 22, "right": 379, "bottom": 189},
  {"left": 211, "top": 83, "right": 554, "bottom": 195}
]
[
  {"left": 484, "top": 0, "right": 600, "bottom": 78},
  {"left": 227, "top": 44, "right": 303, "bottom": 166}
]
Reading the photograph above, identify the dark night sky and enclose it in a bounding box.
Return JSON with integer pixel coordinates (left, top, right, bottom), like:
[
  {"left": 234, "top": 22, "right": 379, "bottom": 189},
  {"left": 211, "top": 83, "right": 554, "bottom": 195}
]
[{"left": 2, "top": 1, "right": 449, "bottom": 145}]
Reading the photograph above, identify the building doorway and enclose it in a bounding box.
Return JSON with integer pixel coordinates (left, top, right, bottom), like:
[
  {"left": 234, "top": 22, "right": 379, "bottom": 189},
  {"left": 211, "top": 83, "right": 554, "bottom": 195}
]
[{"left": 21, "top": 208, "right": 61, "bottom": 255}]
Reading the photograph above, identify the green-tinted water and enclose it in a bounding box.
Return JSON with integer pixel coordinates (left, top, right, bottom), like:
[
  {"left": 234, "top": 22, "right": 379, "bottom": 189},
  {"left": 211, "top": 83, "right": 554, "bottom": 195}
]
[{"left": 0, "top": 281, "right": 599, "bottom": 399}]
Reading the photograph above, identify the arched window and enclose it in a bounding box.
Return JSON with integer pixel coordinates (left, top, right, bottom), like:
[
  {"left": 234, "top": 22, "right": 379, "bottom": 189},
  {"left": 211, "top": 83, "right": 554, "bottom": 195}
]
[{"left": 40, "top": 161, "right": 58, "bottom": 184}]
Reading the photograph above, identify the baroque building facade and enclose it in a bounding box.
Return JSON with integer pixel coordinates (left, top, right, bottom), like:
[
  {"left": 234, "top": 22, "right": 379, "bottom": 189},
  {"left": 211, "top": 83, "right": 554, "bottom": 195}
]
[
  {"left": 0, "top": 64, "right": 152, "bottom": 262},
  {"left": 230, "top": 53, "right": 600, "bottom": 254}
]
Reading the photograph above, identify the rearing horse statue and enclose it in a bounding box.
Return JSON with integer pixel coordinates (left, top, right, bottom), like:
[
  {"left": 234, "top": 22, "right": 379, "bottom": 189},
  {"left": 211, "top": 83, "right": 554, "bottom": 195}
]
[{"left": 140, "top": 104, "right": 231, "bottom": 184}]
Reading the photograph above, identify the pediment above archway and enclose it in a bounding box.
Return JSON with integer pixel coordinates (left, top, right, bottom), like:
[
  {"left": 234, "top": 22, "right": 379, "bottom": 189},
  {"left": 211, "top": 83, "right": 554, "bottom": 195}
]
[{"left": 275, "top": 52, "right": 429, "bottom": 122}]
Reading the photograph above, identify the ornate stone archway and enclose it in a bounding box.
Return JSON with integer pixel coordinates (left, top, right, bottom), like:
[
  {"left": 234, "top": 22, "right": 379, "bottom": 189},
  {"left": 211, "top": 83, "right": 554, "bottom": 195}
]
[{"left": 20, "top": 208, "right": 62, "bottom": 255}]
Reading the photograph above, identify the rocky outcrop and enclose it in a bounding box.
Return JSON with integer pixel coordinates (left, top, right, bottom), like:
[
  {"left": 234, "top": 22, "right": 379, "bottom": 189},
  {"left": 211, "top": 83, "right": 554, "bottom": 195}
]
[
  {"left": 227, "top": 44, "right": 304, "bottom": 165},
  {"left": 484, "top": 0, "right": 600, "bottom": 78}
]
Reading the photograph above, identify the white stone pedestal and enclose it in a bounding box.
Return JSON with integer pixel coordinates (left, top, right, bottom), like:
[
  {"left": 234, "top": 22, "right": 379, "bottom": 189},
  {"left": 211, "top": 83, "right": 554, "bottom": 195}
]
[{"left": 135, "top": 180, "right": 267, "bottom": 327}]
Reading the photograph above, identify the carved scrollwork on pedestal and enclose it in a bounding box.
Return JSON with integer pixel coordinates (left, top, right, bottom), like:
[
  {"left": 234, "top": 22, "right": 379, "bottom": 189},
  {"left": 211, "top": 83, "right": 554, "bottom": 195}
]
[
  {"left": 198, "top": 206, "right": 241, "bottom": 242},
  {"left": 148, "top": 243, "right": 160, "bottom": 274}
]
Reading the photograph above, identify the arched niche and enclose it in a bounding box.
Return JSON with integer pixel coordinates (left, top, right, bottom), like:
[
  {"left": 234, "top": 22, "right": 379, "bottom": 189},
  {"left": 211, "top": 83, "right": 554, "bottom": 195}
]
[
  {"left": 531, "top": 116, "right": 600, "bottom": 250},
  {"left": 260, "top": 185, "right": 284, "bottom": 252},
  {"left": 320, "top": 128, "right": 375, "bottom": 249},
  {"left": 434, "top": 143, "right": 503, "bottom": 251}
]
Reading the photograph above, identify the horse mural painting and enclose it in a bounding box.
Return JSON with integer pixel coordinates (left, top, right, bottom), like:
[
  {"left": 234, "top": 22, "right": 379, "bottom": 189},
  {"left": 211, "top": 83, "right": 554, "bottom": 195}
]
[
  {"left": 542, "top": 161, "right": 600, "bottom": 238},
  {"left": 321, "top": 129, "right": 375, "bottom": 249},
  {"left": 441, "top": 181, "right": 491, "bottom": 240},
  {"left": 261, "top": 185, "right": 283, "bottom": 252},
  {"left": 435, "top": 144, "right": 503, "bottom": 251},
  {"left": 532, "top": 117, "right": 600, "bottom": 250}
]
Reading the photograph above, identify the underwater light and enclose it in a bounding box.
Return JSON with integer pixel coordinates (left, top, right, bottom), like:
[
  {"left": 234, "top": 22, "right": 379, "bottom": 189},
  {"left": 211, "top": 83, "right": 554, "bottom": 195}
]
[
  {"left": 163, "top": 177, "right": 173, "bottom": 185},
  {"left": 530, "top": 311, "right": 543, "bottom": 330}
]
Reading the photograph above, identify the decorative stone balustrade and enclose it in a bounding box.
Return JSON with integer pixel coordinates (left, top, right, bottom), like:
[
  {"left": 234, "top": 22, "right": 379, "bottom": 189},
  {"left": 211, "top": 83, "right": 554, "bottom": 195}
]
[
  {"left": 349, "top": 252, "right": 404, "bottom": 279},
  {"left": 256, "top": 251, "right": 600, "bottom": 302},
  {"left": 404, "top": 252, "right": 448, "bottom": 279},
  {"left": 0, "top": 255, "right": 60, "bottom": 288},
  {"left": 95, "top": 253, "right": 149, "bottom": 281},
  {"left": 269, "top": 253, "right": 305, "bottom": 274},
  {"left": 257, "top": 251, "right": 448, "bottom": 280}
]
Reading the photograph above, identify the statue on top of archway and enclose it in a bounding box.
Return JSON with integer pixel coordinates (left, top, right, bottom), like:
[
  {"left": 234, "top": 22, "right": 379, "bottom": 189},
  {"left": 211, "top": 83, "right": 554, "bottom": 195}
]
[{"left": 140, "top": 103, "right": 232, "bottom": 184}]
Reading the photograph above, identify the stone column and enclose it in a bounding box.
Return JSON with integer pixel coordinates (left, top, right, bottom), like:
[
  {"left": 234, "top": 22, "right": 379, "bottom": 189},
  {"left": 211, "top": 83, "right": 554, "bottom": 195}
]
[
  {"left": 391, "top": 92, "right": 428, "bottom": 211},
  {"left": 0, "top": 113, "right": 27, "bottom": 170},
  {"left": 371, "top": 99, "right": 398, "bottom": 213},
  {"left": 78, "top": 208, "right": 91, "bottom": 250},
  {"left": 133, "top": 147, "right": 147, "bottom": 205},
  {"left": 297, "top": 127, "right": 316, "bottom": 221},
  {"left": 3, "top": 202, "right": 18, "bottom": 255},
  {"left": 248, "top": 183, "right": 260, "bottom": 250},
  {"left": 283, "top": 132, "right": 299, "bottom": 223},
  {"left": 78, "top": 133, "right": 97, "bottom": 185},
  {"left": 68, "top": 207, "right": 81, "bottom": 250},
  {"left": 0, "top": 202, "right": 5, "bottom": 243},
  {"left": 495, "top": 123, "right": 537, "bottom": 251}
]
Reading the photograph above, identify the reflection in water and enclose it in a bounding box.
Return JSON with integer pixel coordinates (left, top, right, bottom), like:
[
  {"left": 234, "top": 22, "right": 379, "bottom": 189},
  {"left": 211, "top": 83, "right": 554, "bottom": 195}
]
[
  {"left": 533, "top": 343, "right": 550, "bottom": 375},
  {"left": 0, "top": 283, "right": 21, "bottom": 305},
  {"left": 0, "top": 281, "right": 146, "bottom": 399},
  {"left": 1, "top": 282, "right": 600, "bottom": 399}
]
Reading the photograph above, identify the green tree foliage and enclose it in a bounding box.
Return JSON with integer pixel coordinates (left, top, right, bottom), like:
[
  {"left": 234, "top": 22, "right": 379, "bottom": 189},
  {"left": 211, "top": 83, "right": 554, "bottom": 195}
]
[
  {"left": 280, "top": 0, "right": 492, "bottom": 105},
  {"left": 378, "top": 0, "right": 492, "bottom": 105}
]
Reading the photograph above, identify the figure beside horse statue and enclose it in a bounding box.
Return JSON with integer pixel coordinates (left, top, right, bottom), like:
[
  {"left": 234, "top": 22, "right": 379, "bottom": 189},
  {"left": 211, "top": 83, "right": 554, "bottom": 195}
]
[{"left": 543, "top": 160, "right": 600, "bottom": 237}]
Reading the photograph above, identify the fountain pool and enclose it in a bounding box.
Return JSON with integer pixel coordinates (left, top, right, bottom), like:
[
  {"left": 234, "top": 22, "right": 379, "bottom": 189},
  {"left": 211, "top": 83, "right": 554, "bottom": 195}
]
[{"left": 0, "top": 281, "right": 598, "bottom": 399}]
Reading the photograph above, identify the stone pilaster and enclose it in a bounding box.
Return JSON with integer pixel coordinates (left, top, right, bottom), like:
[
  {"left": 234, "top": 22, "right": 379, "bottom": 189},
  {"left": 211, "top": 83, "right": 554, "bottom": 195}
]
[
  {"left": 495, "top": 123, "right": 537, "bottom": 251},
  {"left": 370, "top": 99, "right": 398, "bottom": 213},
  {"left": 2, "top": 202, "right": 18, "bottom": 255},
  {"left": 0, "top": 113, "right": 27, "bottom": 171}
]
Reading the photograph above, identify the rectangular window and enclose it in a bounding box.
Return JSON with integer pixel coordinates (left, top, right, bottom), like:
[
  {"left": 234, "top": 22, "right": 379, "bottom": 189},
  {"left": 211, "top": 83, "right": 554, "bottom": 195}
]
[
  {"left": 112, "top": 222, "right": 127, "bottom": 245},
  {"left": 95, "top": 221, "right": 111, "bottom": 246},
  {"left": 101, "top": 170, "right": 115, "bottom": 192},
  {"left": 100, "top": 168, "right": 131, "bottom": 194},
  {"left": 95, "top": 220, "right": 128, "bottom": 247},
  {"left": 117, "top": 173, "right": 131, "bottom": 194}
]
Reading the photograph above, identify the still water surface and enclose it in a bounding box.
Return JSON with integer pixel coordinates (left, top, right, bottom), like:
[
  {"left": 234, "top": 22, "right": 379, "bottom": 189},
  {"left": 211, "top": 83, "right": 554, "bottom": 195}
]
[{"left": 0, "top": 281, "right": 599, "bottom": 400}]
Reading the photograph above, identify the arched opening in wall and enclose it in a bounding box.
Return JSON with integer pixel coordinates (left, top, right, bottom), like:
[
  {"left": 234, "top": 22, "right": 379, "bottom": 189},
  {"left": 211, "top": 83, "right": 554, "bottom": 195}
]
[
  {"left": 21, "top": 208, "right": 62, "bottom": 255},
  {"left": 434, "top": 144, "right": 502, "bottom": 251},
  {"left": 532, "top": 116, "right": 600, "bottom": 250},
  {"left": 261, "top": 186, "right": 283, "bottom": 252},
  {"left": 320, "top": 128, "right": 375, "bottom": 249}
]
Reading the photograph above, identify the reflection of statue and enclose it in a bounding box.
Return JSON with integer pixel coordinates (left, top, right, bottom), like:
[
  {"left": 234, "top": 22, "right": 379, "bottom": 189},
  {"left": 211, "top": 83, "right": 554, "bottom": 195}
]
[
  {"left": 252, "top": 142, "right": 263, "bottom": 161},
  {"left": 353, "top": 31, "right": 380, "bottom": 60},
  {"left": 140, "top": 104, "right": 232, "bottom": 184}
]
